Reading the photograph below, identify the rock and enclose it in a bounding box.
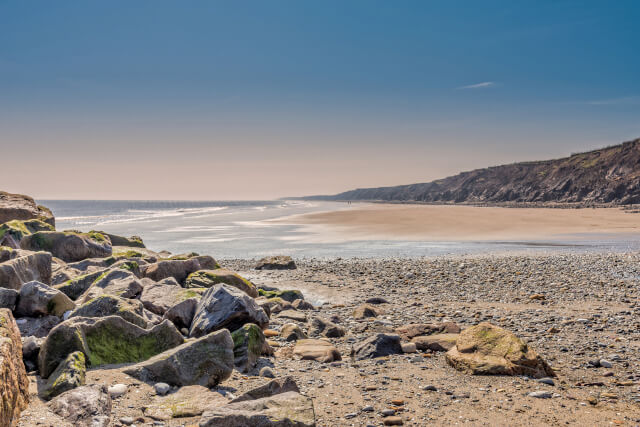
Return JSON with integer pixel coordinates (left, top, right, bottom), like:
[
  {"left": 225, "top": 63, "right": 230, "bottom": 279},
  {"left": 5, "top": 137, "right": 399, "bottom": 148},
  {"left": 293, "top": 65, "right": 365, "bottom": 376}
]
[
  {"left": 199, "top": 391, "right": 314, "bottom": 427},
  {"left": 69, "top": 295, "right": 150, "bottom": 328},
  {"left": 291, "top": 299, "right": 315, "bottom": 310},
  {"left": 0, "top": 250, "right": 52, "bottom": 289},
  {"left": 124, "top": 329, "right": 234, "bottom": 387},
  {"left": 0, "top": 288, "right": 18, "bottom": 310},
  {"left": 0, "top": 219, "right": 55, "bottom": 248},
  {"left": 255, "top": 256, "right": 297, "bottom": 270},
  {"left": 21, "top": 231, "right": 112, "bottom": 263},
  {"left": 0, "top": 309, "right": 29, "bottom": 426},
  {"left": 140, "top": 281, "right": 205, "bottom": 315},
  {"left": 0, "top": 191, "right": 55, "bottom": 226},
  {"left": 107, "top": 383, "right": 127, "bottom": 398},
  {"left": 190, "top": 284, "right": 269, "bottom": 337},
  {"left": 401, "top": 342, "right": 417, "bottom": 353},
  {"left": 365, "top": 297, "right": 389, "bottom": 305},
  {"left": 395, "top": 322, "right": 461, "bottom": 341},
  {"left": 231, "top": 376, "right": 300, "bottom": 403},
  {"left": 39, "top": 316, "right": 184, "bottom": 378},
  {"left": 259, "top": 367, "right": 275, "bottom": 378},
  {"left": 257, "top": 288, "right": 303, "bottom": 303},
  {"left": 141, "top": 256, "right": 219, "bottom": 283},
  {"left": 153, "top": 382, "right": 170, "bottom": 396},
  {"left": 445, "top": 322, "right": 555, "bottom": 378},
  {"left": 281, "top": 323, "right": 308, "bottom": 341},
  {"left": 277, "top": 309, "right": 307, "bottom": 322},
  {"left": 79, "top": 269, "right": 143, "bottom": 303},
  {"left": 411, "top": 333, "right": 459, "bottom": 352},
  {"left": 162, "top": 298, "right": 199, "bottom": 330},
  {"left": 599, "top": 359, "right": 612, "bottom": 368},
  {"left": 528, "top": 391, "right": 553, "bottom": 398},
  {"left": 232, "top": 323, "right": 266, "bottom": 372},
  {"left": 145, "top": 385, "right": 227, "bottom": 420},
  {"left": 15, "top": 280, "right": 75, "bottom": 317},
  {"left": 54, "top": 269, "right": 108, "bottom": 300},
  {"left": 354, "top": 334, "right": 403, "bottom": 360},
  {"left": 293, "top": 339, "right": 341, "bottom": 363},
  {"left": 22, "top": 335, "right": 42, "bottom": 370},
  {"left": 41, "top": 351, "right": 86, "bottom": 400},
  {"left": 92, "top": 231, "right": 145, "bottom": 248},
  {"left": 308, "top": 316, "right": 345, "bottom": 338},
  {"left": 185, "top": 269, "right": 258, "bottom": 297},
  {"left": 353, "top": 303, "right": 382, "bottom": 319},
  {"left": 48, "top": 384, "right": 112, "bottom": 427},
  {"left": 383, "top": 416, "right": 404, "bottom": 425},
  {"left": 17, "top": 315, "right": 60, "bottom": 338}
]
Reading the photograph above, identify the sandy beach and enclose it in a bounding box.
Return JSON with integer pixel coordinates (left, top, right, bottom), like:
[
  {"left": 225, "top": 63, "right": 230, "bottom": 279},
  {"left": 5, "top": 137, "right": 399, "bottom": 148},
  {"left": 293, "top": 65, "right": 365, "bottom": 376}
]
[{"left": 282, "top": 204, "right": 640, "bottom": 241}]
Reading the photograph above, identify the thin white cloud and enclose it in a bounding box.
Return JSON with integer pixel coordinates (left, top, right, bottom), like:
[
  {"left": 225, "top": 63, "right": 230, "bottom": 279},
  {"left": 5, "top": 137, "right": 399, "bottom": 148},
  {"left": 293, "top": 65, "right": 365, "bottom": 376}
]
[
  {"left": 456, "top": 81, "right": 496, "bottom": 90},
  {"left": 585, "top": 96, "right": 640, "bottom": 106}
]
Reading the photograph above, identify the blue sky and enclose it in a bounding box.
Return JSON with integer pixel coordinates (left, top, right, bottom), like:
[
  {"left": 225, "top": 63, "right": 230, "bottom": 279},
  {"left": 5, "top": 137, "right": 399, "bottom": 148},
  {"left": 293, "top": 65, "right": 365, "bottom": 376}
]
[{"left": 1, "top": 1, "right": 639, "bottom": 199}]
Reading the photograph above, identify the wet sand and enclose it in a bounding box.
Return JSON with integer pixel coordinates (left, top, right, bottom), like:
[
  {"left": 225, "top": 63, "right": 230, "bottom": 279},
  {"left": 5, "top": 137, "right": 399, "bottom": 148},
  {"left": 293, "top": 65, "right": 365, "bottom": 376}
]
[{"left": 281, "top": 204, "right": 640, "bottom": 241}]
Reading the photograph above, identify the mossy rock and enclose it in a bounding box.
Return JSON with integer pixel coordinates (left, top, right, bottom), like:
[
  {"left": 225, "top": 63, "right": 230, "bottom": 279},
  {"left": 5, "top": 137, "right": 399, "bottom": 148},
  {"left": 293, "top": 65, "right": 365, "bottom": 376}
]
[
  {"left": 21, "top": 231, "right": 112, "bottom": 262},
  {"left": 40, "top": 351, "right": 86, "bottom": 400},
  {"left": 55, "top": 270, "right": 107, "bottom": 300},
  {"left": 91, "top": 231, "right": 145, "bottom": 248},
  {"left": 185, "top": 269, "right": 258, "bottom": 298},
  {"left": 231, "top": 323, "right": 265, "bottom": 373},
  {"left": 257, "top": 288, "right": 303, "bottom": 303},
  {"left": 0, "top": 219, "right": 54, "bottom": 246},
  {"left": 69, "top": 295, "right": 149, "bottom": 328}
]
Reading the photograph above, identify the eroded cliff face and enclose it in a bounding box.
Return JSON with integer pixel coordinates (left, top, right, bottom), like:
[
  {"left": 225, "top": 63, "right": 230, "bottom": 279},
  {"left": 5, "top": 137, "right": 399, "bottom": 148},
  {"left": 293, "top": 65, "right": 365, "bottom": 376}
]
[
  {"left": 312, "top": 138, "right": 640, "bottom": 205},
  {"left": 0, "top": 192, "right": 55, "bottom": 227}
]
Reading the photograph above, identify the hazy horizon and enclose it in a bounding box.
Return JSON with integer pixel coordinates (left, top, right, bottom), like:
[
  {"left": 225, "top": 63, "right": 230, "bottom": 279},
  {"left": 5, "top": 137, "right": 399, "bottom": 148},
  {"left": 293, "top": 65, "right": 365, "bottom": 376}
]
[{"left": 2, "top": 1, "right": 639, "bottom": 200}]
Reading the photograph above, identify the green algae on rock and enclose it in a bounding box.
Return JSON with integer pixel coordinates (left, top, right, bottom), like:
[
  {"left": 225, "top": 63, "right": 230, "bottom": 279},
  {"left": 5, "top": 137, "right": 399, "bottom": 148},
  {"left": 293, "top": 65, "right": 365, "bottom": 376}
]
[{"left": 40, "top": 351, "right": 86, "bottom": 400}]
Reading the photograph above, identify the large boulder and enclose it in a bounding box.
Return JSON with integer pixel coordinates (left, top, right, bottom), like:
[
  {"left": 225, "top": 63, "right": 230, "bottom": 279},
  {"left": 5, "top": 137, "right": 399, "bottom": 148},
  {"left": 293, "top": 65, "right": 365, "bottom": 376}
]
[
  {"left": 141, "top": 256, "right": 218, "bottom": 283},
  {"left": 40, "top": 351, "right": 86, "bottom": 400},
  {"left": 79, "top": 269, "right": 143, "bottom": 303},
  {"left": 124, "top": 329, "right": 234, "bottom": 387},
  {"left": 0, "top": 219, "right": 55, "bottom": 248},
  {"left": 354, "top": 334, "right": 402, "bottom": 360},
  {"left": 0, "top": 250, "right": 51, "bottom": 289},
  {"left": 231, "top": 323, "right": 266, "bottom": 372},
  {"left": 0, "top": 309, "right": 29, "bottom": 426},
  {"left": 38, "top": 316, "right": 183, "bottom": 378},
  {"left": 190, "top": 284, "right": 269, "bottom": 338},
  {"left": 185, "top": 269, "right": 258, "bottom": 298},
  {"left": 255, "top": 256, "right": 297, "bottom": 270},
  {"left": 91, "top": 231, "right": 145, "bottom": 248},
  {"left": 445, "top": 322, "right": 555, "bottom": 378},
  {"left": 15, "top": 281, "right": 75, "bottom": 317},
  {"left": 69, "top": 295, "right": 150, "bottom": 328},
  {"left": 293, "top": 339, "right": 341, "bottom": 363},
  {"left": 21, "top": 231, "right": 111, "bottom": 263},
  {"left": 199, "top": 391, "right": 315, "bottom": 427},
  {"left": 0, "top": 191, "right": 55, "bottom": 227},
  {"left": 140, "top": 281, "right": 205, "bottom": 315},
  {"left": 48, "top": 384, "right": 111, "bottom": 427}
]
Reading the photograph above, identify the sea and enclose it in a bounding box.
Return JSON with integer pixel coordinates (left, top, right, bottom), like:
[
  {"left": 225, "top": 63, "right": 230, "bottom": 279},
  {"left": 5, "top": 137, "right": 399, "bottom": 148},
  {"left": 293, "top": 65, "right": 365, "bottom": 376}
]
[{"left": 39, "top": 200, "right": 640, "bottom": 259}]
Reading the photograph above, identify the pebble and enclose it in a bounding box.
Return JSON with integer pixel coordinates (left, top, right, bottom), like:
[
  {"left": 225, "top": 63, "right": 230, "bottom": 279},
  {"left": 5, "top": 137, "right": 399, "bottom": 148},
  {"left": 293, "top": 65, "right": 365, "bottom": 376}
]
[
  {"left": 259, "top": 367, "right": 276, "bottom": 378},
  {"left": 108, "top": 384, "right": 128, "bottom": 398},
  {"left": 528, "top": 391, "right": 553, "bottom": 398},
  {"left": 599, "top": 359, "right": 612, "bottom": 368},
  {"left": 119, "top": 416, "right": 135, "bottom": 425},
  {"left": 154, "top": 382, "right": 171, "bottom": 396},
  {"left": 536, "top": 377, "right": 555, "bottom": 386},
  {"left": 381, "top": 408, "right": 396, "bottom": 416},
  {"left": 383, "top": 416, "right": 404, "bottom": 426}
]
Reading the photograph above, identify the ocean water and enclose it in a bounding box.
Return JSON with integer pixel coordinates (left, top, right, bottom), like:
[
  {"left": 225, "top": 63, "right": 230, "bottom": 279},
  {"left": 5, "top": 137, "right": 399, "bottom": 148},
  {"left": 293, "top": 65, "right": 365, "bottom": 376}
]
[{"left": 39, "top": 200, "right": 639, "bottom": 259}]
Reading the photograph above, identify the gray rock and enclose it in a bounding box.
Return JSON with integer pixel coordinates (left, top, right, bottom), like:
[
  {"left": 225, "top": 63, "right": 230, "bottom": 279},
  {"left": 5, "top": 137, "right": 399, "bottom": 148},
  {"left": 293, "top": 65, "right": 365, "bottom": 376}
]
[
  {"left": 48, "top": 384, "right": 112, "bottom": 427},
  {"left": 154, "top": 382, "right": 171, "bottom": 396},
  {"left": 107, "top": 383, "right": 127, "bottom": 398},
  {"left": 255, "top": 256, "right": 297, "bottom": 270},
  {"left": 281, "top": 323, "right": 308, "bottom": 342},
  {"left": 21, "top": 231, "right": 112, "bottom": 263},
  {"left": 189, "top": 284, "right": 269, "bottom": 337},
  {"left": 140, "top": 281, "right": 205, "bottom": 315},
  {"left": 0, "top": 288, "right": 18, "bottom": 310},
  {"left": 79, "top": 269, "right": 143, "bottom": 303},
  {"left": 17, "top": 315, "right": 60, "bottom": 338},
  {"left": 231, "top": 376, "right": 300, "bottom": 403},
  {"left": 40, "top": 351, "right": 86, "bottom": 400},
  {"left": 16, "top": 280, "right": 75, "bottom": 317},
  {"left": 124, "top": 329, "right": 234, "bottom": 388},
  {"left": 142, "top": 256, "right": 218, "bottom": 283},
  {"left": 231, "top": 323, "right": 266, "bottom": 373},
  {"left": 69, "top": 295, "right": 149, "bottom": 328},
  {"left": 0, "top": 250, "right": 51, "bottom": 289},
  {"left": 163, "top": 298, "right": 199, "bottom": 330},
  {"left": 259, "top": 367, "right": 275, "bottom": 378},
  {"left": 528, "top": 391, "right": 553, "bottom": 398},
  {"left": 308, "top": 316, "right": 345, "bottom": 338},
  {"left": 354, "top": 334, "right": 403, "bottom": 360}
]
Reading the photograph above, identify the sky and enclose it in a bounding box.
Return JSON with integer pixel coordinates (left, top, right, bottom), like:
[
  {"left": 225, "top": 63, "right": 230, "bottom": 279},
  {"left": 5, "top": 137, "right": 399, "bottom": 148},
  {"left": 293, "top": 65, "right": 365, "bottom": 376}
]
[{"left": 1, "top": 1, "right": 639, "bottom": 200}]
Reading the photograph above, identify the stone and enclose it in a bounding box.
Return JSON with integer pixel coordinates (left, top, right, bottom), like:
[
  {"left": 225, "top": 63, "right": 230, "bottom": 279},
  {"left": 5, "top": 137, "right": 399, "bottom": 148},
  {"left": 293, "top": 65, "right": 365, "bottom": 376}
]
[
  {"left": 107, "top": 383, "right": 128, "bottom": 398},
  {"left": 445, "top": 322, "right": 555, "bottom": 378},
  {"left": 354, "top": 334, "right": 403, "bottom": 360},
  {"left": 140, "top": 281, "right": 205, "bottom": 315},
  {"left": 162, "top": 298, "right": 199, "bottom": 330},
  {"left": 383, "top": 416, "right": 404, "bottom": 425},
  {"left": 145, "top": 385, "right": 227, "bottom": 420},
  {"left": 291, "top": 299, "right": 315, "bottom": 310},
  {"left": 48, "top": 384, "right": 112, "bottom": 427},
  {"left": 141, "top": 256, "right": 219, "bottom": 283},
  {"left": 281, "top": 323, "right": 308, "bottom": 341},
  {"left": 353, "top": 303, "right": 382, "bottom": 319},
  {"left": 0, "top": 191, "right": 55, "bottom": 226},
  {"left": 190, "top": 284, "right": 269, "bottom": 337},
  {"left": 185, "top": 269, "right": 258, "bottom": 298},
  {"left": 54, "top": 269, "right": 108, "bottom": 300},
  {"left": 199, "top": 391, "right": 314, "bottom": 427},
  {"left": 124, "top": 329, "right": 234, "bottom": 387},
  {"left": 22, "top": 335, "right": 42, "bottom": 370},
  {"left": 0, "top": 309, "right": 29, "bottom": 426},
  {"left": 259, "top": 367, "right": 275, "bottom": 378},
  {"left": 153, "top": 382, "right": 170, "bottom": 396},
  {"left": 232, "top": 323, "right": 266, "bottom": 372},
  {"left": 69, "top": 295, "right": 150, "bottom": 328},
  {"left": 0, "top": 288, "right": 18, "bottom": 310},
  {"left": 599, "top": 359, "right": 612, "bottom": 368},
  {"left": 401, "top": 342, "right": 417, "bottom": 353},
  {"left": 395, "top": 322, "right": 461, "bottom": 341},
  {"left": 16, "top": 280, "right": 75, "bottom": 317},
  {"left": 39, "top": 316, "right": 184, "bottom": 378},
  {"left": 257, "top": 288, "right": 304, "bottom": 303},
  {"left": 293, "top": 339, "right": 341, "bottom": 363},
  {"left": 41, "top": 351, "right": 86, "bottom": 400},
  {"left": 411, "top": 333, "right": 459, "bottom": 352},
  {"left": 0, "top": 250, "right": 52, "bottom": 289},
  {"left": 0, "top": 219, "right": 54, "bottom": 248},
  {"left": 277, "top": 309, "right": 307, "bottom": 322},
  {"left": 528, "top": 391, "right": 553, "bottom": 398},
  {"left": 17, "top": 315, "right": 60, "bottom": 338},
  {"left": 79, "top": 269, "right": 143, "bottom": 303},
  {"left": 365, "top": 297, "right": 389, "bottom": 305},
  {"left": 93, "top": 231, "right": 145, "bottom": 248},
  {"left": 231, "top": 376, "right": 300, "bottom": 403},
  {"left": 21, "top": 231, "right": 112, "bottom": 263},
  {"left": 308, "top": 316, "right": 345, "bottom": 338},
  {"left": 255, "top": 256, "right": 297, "bottom": 270}
]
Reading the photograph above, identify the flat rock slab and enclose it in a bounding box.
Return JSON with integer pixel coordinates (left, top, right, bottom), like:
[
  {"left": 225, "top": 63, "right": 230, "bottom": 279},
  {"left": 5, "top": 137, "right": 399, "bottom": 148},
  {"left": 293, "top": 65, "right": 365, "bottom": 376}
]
[
  {"left": 411, "top": 333, "right": 459, "bottom": 352},
  {"left": 293, "top": 339, "right": 341, "bottom": 363},
  {"left": 48, "top": 384, "right": 111, "bottom": 427},
  {"left": 395, "top": 322, "right": 461, "bottom": 341},
  {"left": 144, "top": 385, "right": 227, "bottom": 420}
]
